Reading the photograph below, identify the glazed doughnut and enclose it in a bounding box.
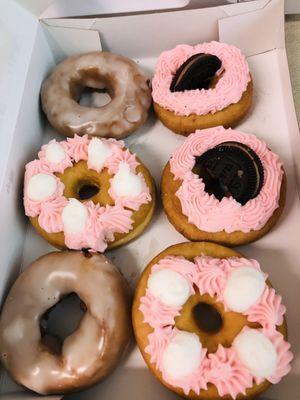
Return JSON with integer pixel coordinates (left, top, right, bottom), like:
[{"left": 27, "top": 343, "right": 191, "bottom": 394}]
[
  {"left": 23, "top": 135, "right": 155, "bottom": 252},
  {"left": 41, "top": 52, "right": 151, "bottom": 139},
  {"left": 133, "top": 242, "right": 293, "bottom": 400},
  {"left": 152, "top": 41, "right": 253, "bottom": 136},
  {"left": 0, "top": 251, "right": 131, "bottom": 395},
  {"left": 161, "top": 126, "right": 286, "bottom": 246}
]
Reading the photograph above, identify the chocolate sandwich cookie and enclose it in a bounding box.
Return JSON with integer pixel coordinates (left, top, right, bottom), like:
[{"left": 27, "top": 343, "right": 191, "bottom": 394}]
[
  {"left": 193, "top": 141, "right": 264, "bottom": 205},
  {"left": 170, "top": 53, "right": 222, "bottom": 92}
]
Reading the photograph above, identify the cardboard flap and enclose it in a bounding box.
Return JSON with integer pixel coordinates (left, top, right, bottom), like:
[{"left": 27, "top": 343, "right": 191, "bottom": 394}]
[
  {"left": 41, "top": 23, "right": 102, "bottom": 63},
  {"left": 39, "top": 0, "right": 190, "bottom": 19},
  {"left": 219, "top": 0, "right": 285, "bottom": 56}
]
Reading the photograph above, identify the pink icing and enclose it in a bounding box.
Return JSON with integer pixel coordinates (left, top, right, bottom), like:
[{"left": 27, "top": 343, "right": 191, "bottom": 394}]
[
  {"left": 140, "top": 255, "right": 293, "bottom": 397},
  {"left": 140, "top": 290, "right": 181, "bottom": 329},
  {"left": 153, "top": 255, "right": 198, "bottom": 294},
  {"left": 206, "top": 345, "right": 253, "bottom": 399},
  {"left": 107, "top": 147, "right": 139, "bottom": 174},
  {"left": 38, "top": 196, "right": 68, "bottom": 233},
  {"left": 246, "top": 287, "right": 286, "bottom": 333},
  {"left": 24, "top": 173, "right": 65, "bottom": 218},
  {"left": 23, "top": 136, "right": 151, "bottom": 252},
  {"left": 38, "top": 139, "right": 73, "bottom": 173},
  {"left": 265, "top": 330, "right": 293, "bottom": 384},
  {"left": 194, "top": 255, "right": 266, "bottom": 306},
  {"left": 145, "top": 326, "right": 174, "bottom": 370},
  {"left": 63, "top": 201, "right": 133, "bottom": 253},
  {"left": 152, "top": 41, "right": 250, "bottom": 116},
  {"left": 109, "top": 172, "right": 151, "bottom": 211},
  {"left": 170, "top": 126, "right": 283, "bottom": 233},
  {"left": 65, "top": 134, "right": 89, "bottom": 162}
]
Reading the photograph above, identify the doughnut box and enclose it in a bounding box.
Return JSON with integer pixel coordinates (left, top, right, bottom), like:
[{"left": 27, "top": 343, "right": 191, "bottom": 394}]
[{"left": 1, "top": 0, "right": 300, "bottom": 399}]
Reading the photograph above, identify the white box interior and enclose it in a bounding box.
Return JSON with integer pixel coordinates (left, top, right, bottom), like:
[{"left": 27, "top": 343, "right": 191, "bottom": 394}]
[{"left": 1, "top": 0, "right": 300, "bottom": 398}]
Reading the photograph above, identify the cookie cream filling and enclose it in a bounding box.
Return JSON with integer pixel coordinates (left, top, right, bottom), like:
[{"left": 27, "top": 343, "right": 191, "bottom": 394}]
[
  {"left": 24, "top": 135, "right": 151, "bottom": 252},
  {"left": 152, "top": 41, "right": 251, "bottom": 116},
  {"left": 169, "top": 126, "right": 284, "bottom": 233},
  {"left": 139, "top": 255, "right": 293, "bottom": 399}
]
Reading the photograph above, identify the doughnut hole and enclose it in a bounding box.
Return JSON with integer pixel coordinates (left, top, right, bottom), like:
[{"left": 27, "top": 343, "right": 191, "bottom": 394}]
[
  {"left": 40, "top": 293, "right": 86, "bottom": 355},
  {"left": 57, "top": 161, "right": 114, "bottom": 206},
  {"left": 175, "top": 290, "right": 260, "bottom": 354},
  {"left": 70, "top": 68, "right": 114, "bottom": 108}
]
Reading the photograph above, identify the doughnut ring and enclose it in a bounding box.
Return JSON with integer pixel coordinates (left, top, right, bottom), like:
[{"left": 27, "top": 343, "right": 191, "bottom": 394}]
[
  {"left": 41, "top": 52, "right": 151, "bottom": 139},
  {"left": 0, "top": 251, "right": 131, "bottom": 395}
]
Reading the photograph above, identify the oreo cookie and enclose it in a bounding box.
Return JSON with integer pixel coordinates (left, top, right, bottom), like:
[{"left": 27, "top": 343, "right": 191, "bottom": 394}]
[
  {"left": 193, "top": 142, "right": 264, "bottom": 205},
  {"left": 170, "top": 53, "right": 222, "bottom": 92}
]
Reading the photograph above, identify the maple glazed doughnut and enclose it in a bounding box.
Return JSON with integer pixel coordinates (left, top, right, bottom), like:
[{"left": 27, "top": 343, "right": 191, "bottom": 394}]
[
  {"left": 0, "top": 251, "right": 131, "bottom": 395},
  {"left": 41, "top": 51, "right": 151, "bottom": 139}
]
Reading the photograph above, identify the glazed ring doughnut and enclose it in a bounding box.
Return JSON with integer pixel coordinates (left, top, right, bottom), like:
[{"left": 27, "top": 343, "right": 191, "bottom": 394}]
[
  {"left": 152, "top": 41, "right": 253, "bottom": 136},
  {"left": 0, "top": 251, "right": 131, "bottom": 395},
  {"left": 161, "top": 126, "right": 286, "bottom": 247},
  {"left": 23, "top": 135, "right": 155, "bottom": 252},
  {"left": 41, "top": 52, "right": 151, "bottom": 139},
  {"left": 133, "top": 242, "right": 293, "bottom": 400}
]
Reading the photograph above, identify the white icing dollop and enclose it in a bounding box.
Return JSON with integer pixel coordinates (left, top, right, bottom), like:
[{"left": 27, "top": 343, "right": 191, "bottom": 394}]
[
  {"left": 224, "top": 267, "right": 265, "bottom": 312},
  {"left": 148, "top": 269, "right": 190, "bottom": 307},
  {"left": 233, "top": 329, "right": 277, "bottom": 378},
  {"left": 45, "top": 141, "right": 66, "bottom": 164},
  {"left": 26, "top": 173, "right": 57, "bottom": 201},
  {"left": 88, "top": 137, "right": 112, "bottom": 172},
  {"left": 111, "top": 162, "right": 143, "bottom": 198},
  {"left": 162, "top": 331, "right": 202, "bottom": 379},
  {"left": 62, "top": 198, "right": 88, "bottom": 235}
]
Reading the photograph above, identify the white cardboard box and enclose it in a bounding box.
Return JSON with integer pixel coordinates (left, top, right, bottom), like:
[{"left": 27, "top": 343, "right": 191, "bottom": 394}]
[{"left": 1, "top": 0, "right": 300, "bottom": 399}]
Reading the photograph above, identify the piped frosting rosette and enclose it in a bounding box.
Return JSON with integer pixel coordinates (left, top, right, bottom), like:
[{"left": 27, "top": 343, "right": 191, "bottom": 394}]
[
  {"left": 139, "top": 256, "right": 293, "bottom": 399},
  {"left": 169, "top": 126, "right": 284, "bottom": 233},
  {"left": 152, "top": 41, "right": 251, "bottom": 116},
  {"left": 23, "top": 135, "right": 151, "bottom": 252}
]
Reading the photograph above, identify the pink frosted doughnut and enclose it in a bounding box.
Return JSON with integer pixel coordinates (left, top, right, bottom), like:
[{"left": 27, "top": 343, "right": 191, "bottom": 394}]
[
  {"left": 23, "top": 135, "right": 155, "bottom": 252},
  {"left": 133, "top": 243, "right": 293, "bottom": 400}
]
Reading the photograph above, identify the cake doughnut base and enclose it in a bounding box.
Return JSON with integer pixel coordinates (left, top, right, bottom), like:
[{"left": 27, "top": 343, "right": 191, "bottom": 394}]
[
  {"left": 161, "top": 162, "right": 286, "bottom": 247},
  {"left": 132, "top": 241, "right": 288, "bottom": 400},
  {"left": 154, "top": 80, "right": 253, "bottom": 136}
]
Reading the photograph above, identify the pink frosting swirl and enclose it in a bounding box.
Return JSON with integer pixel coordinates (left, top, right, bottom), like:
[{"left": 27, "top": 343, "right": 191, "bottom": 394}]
[
  {"left": 145, "top": 326, "right": 174, "bottom": 370},
  {"left": 194, "top": 256, "right": 265, "bottom": 305},
  {"left": 107, "top": 147, "right": 139, "bottom": 174},
  {"left": 206, "top": 345, "right": 253, "bottom": 399},
  {"left": 38, "top": 196, "right": 68, "bottom": 233},
  {"left": 265, "top": 330, "right": 293, "bottom": 384},
  {"left": 246, "top": 287, "right": 286, "bottom": 332},
  {"left": 139, "top": 290, "right": 181, "bottom": 329},
  {"left": 153, "top": 255, "right": 198, "bottom": 293},
  {"left": 38, "top": 139, "right": 73, "bottom": 173},
  {"left": 109, "top": 172, "right": 151, "bottom": 211},
  {"left": 23, "top": 136, "right": 151, "bottom": 252},
  {"left": 170, "top": 126, "right": 283, "bottom": 233},
  {"left": 140, "top": 256, "right": 292, "bottom": 397},
  {"left": 152, "top": 41, "right": 250, "bottom": 116},
  {"left": 65, "top": 134, "right": 89, "bottom": 162}
]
